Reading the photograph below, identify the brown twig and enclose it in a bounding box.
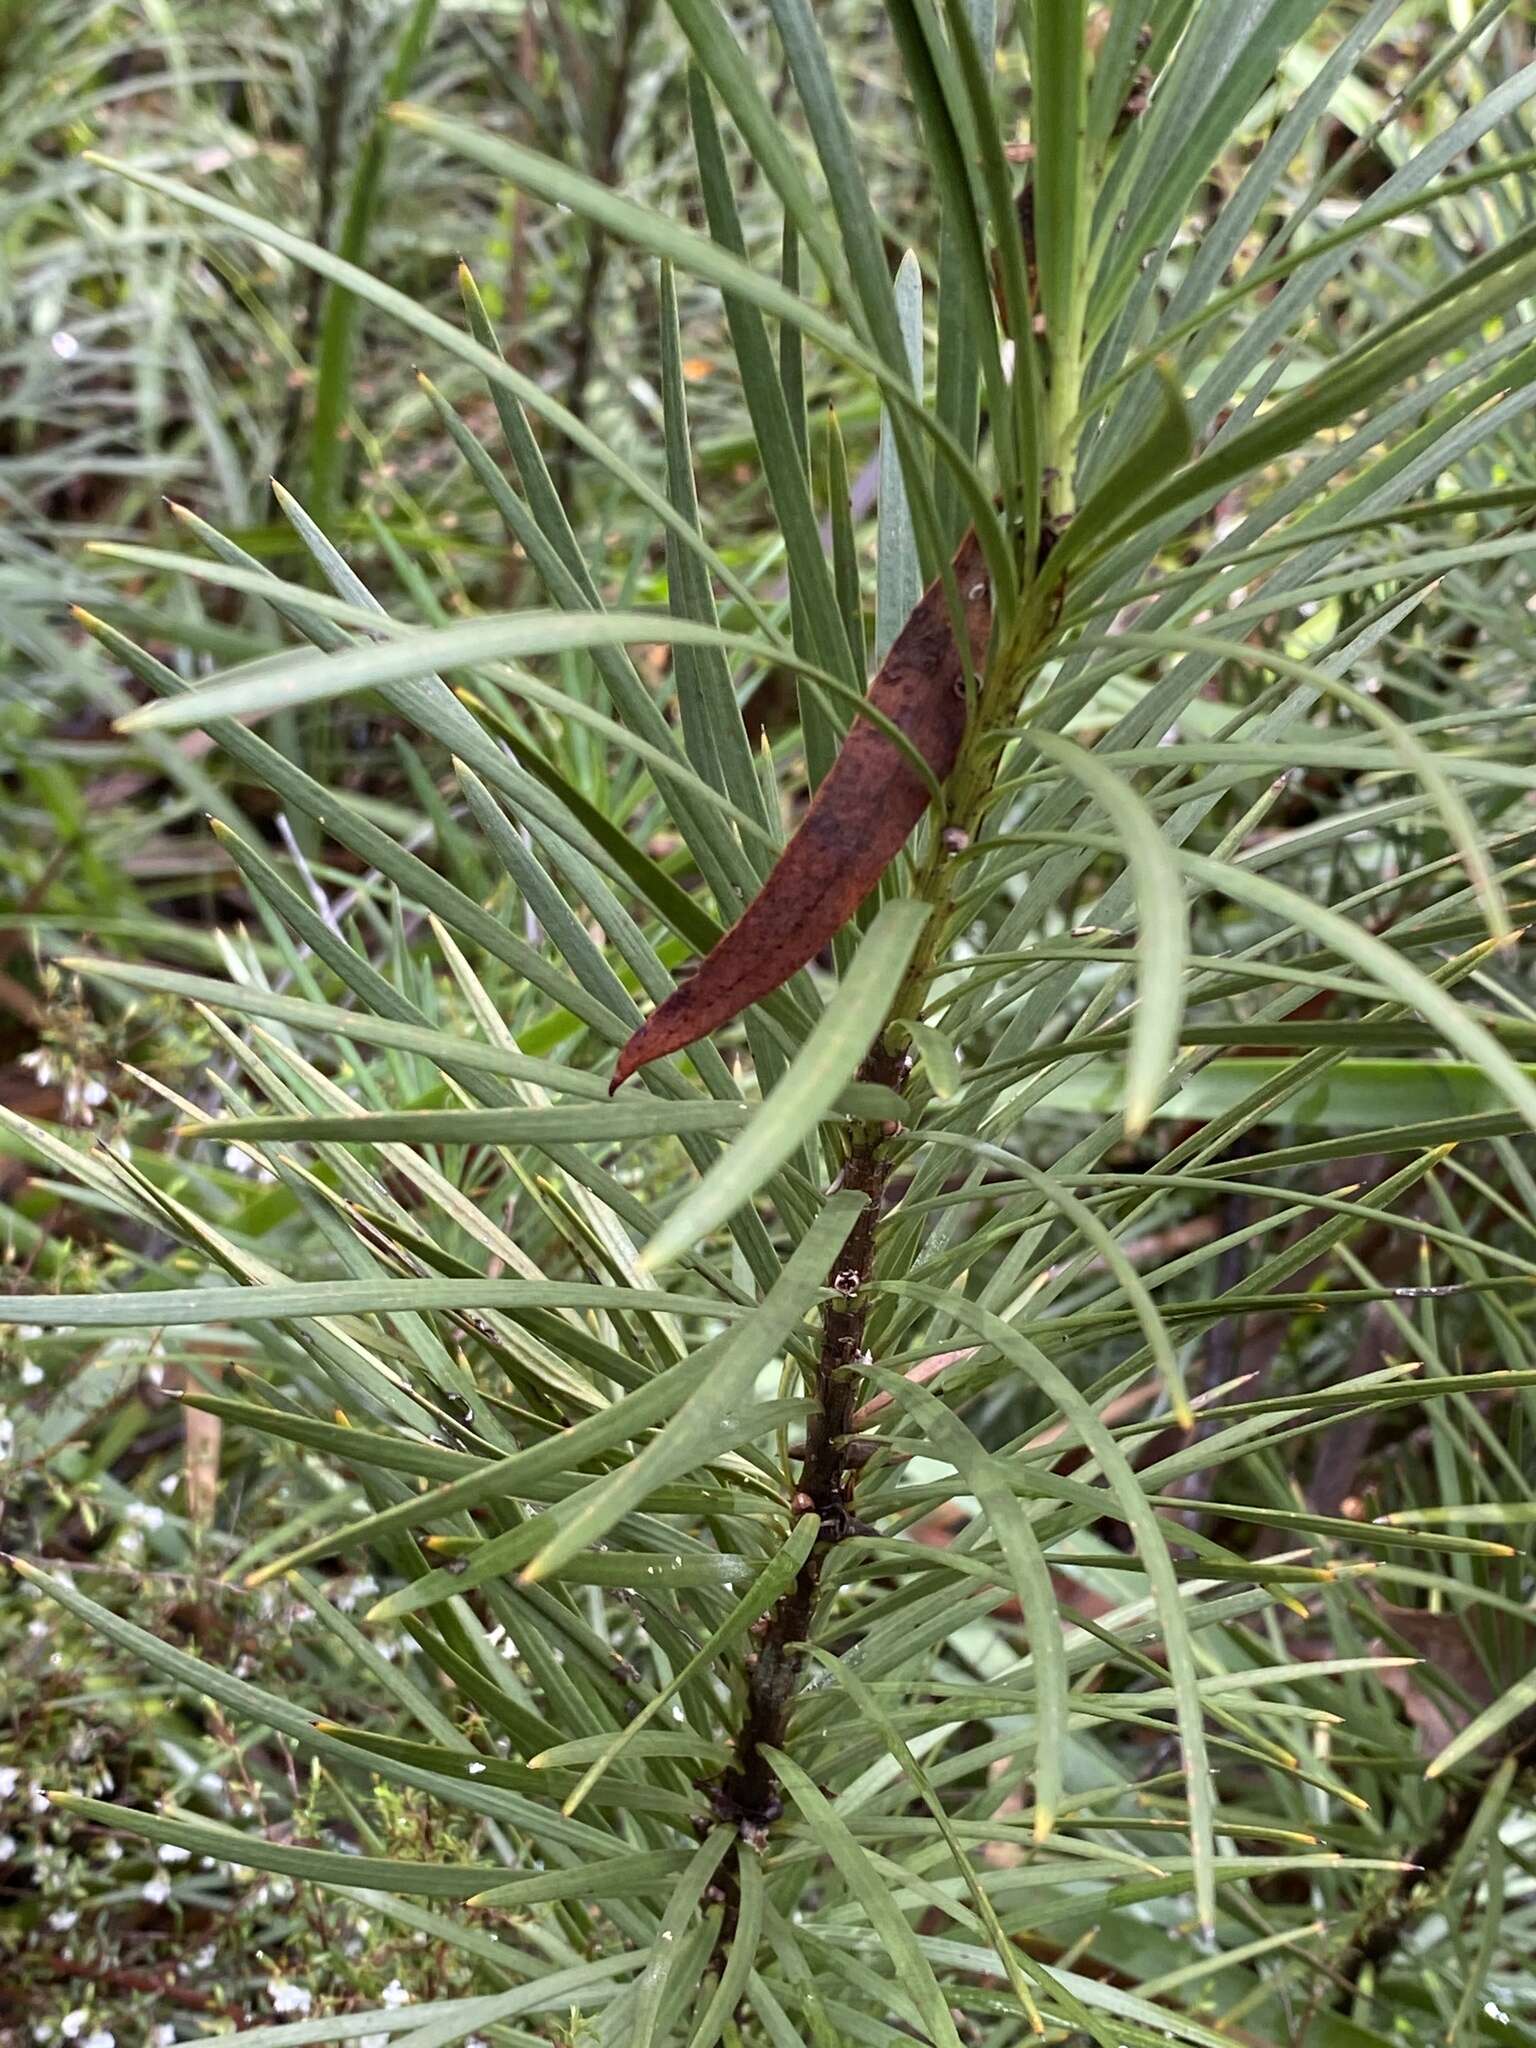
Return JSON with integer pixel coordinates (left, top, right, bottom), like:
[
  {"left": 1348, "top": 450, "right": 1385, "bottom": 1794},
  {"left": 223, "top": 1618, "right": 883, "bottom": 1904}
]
[
  {"left": 24, "top": 1953, "right": 243, "bottom": 2019},
  {"left": 707, "top": 1036, "right": 908, "bottom": 1858}
]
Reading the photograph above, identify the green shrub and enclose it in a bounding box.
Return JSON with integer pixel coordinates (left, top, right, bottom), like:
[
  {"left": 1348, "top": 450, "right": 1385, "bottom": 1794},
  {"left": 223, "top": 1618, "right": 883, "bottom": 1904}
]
[{"left": 6, "top": 2, "right": 1536, "bottom": 2042}]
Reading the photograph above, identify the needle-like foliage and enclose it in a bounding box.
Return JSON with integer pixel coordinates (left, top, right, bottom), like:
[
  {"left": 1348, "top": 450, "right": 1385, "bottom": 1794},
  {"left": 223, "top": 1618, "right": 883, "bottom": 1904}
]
[{"left": 6, "top": 3, "right": 1536, "bottom": 2042}]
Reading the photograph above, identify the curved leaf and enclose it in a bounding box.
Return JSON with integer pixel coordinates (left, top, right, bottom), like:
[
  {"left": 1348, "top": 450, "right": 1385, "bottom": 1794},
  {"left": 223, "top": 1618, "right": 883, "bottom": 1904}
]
[{"left": 613, "top": 531, "right": 992, "bottom": 1087}]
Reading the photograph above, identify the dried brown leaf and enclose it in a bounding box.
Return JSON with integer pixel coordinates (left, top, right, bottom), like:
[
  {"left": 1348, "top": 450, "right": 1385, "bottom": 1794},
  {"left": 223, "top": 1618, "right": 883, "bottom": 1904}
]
[{"left": 612, "top": 531, "right": 992, "bottom": 1089}]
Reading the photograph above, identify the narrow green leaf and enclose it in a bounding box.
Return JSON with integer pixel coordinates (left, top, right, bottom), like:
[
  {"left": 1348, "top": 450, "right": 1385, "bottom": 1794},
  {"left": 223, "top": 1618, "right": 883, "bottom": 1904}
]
[
  {"left": 875, "top": 250, "right": 925, "bottom": 666},
  {"left": 59, "top": 957, "right": 609, "bottom": 1096},
  {"left": 902, "top": 1018, "right": 964, "bottom": 1100},
  {"left": 1028, "top": 729, "right": 1188, "bottom": 1136},
  {"left": 46, "top": 1793, "right": 499, "bottom": 1898},
  {"left": 517, "top": 1190, "right": 866, "bottom": 1585},
  {"left": 763, "top": 1747, "right": 966, "bottom": 2048},
  {"left": 863, "top": 1366, "right": 1067, "bottom": 1836},
  {"left": 640, "top": 902, "right": 929, "bottom": 1270},
  {"left": 557, "top": 1514, "right": 819, "bottom": 1816},
  {"left": 308, "top": 0, "right": 440, "bottom": 523},
  {"left": 0, "top": 1278, "right": 742, "bottom": 1330},
  {"left": 890, "top": 1285, "right": 1220, "bottom": 1933},
  {"left": 825, "top": 403, "right": 867, "bottom": 680},
  {"left": 1029, "top": 0, "right": 1088, "bottom": 347}
]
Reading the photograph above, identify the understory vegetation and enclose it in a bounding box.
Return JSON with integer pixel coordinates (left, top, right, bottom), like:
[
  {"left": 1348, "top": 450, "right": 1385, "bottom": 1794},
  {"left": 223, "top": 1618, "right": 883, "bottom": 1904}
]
[{"left": 4, "top": 1, "right": 1536, "bottom": 2042}]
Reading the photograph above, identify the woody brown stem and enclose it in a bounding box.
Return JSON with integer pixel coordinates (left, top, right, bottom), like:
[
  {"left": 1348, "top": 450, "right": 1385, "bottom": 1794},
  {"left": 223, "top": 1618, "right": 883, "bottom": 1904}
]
[
  {"left": 709, "top": 1038, "right": 906, "bottom": 1845},
  {"left": 705, "top": 579, "right": 1062, "bottom": 1952}
]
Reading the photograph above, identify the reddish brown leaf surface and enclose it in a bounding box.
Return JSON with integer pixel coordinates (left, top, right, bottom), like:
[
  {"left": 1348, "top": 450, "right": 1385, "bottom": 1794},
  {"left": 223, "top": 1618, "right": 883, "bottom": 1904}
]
[{"left": 612, "top": 530, "right": 992, "bottom": 1089}]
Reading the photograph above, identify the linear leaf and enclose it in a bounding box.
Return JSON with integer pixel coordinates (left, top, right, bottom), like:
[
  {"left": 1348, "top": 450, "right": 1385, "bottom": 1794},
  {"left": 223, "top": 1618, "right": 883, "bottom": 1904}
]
[{"left": 641, "top": 901, "right": 930, "bottom": 1270}]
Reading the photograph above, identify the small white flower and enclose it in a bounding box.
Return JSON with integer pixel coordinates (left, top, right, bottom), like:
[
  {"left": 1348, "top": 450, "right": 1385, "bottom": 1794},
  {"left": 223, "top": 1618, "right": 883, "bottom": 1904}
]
[
  {"left": 465, "top": 1762, "right": 485, "bottom": 1776},
  {"left": 81, "top": 2032, "right": 114, "bottom": 2048},
  {"left": 158, "top": 1843, "right": 191, "bottom": 1863},
  {"left": 0, "top": 1833, "right": 16, "bottom": 1858},
  {"left": 151, "top": 2028, "right": 177, "bottom": 2047},
  {"left": 0, "top": 1417, "right": 14, "bottom": 1461},
  {"left": 60, "top": 2016, "right": 89, "bottom": 2043},
  {"left": 379, "top": 1981, "right": 411, "bottom": 2010},
  {"left": 99, "top": 1839, "right": 121, "bottom": 1862},
  {"left": 268, "top": 1982, "right": 312, "bottom": 2016},
  {"left": 29, "top": 1783, "right": 49, "bottom": 1814},
  {"left": 49, "top": 1907, "right": 78, "bottom": 1930},
  {"left": 192, "top": 1945, "right": 216, "bottom": 1968},
  {"left": 123, "top": 1502, "right": 164, "bottom": 1531},
  {"left": 50, "top": 331, "right": 80, "bottom": 361},
  {"left": 141, "top": 1869, "right": 171, "bottom": 1905},
  {"left": 0, "top": 1766, "right": 19, "bottom": 1799},
  {"left": 20, "top": 1359, "right": 44, "bottom": 1387}
]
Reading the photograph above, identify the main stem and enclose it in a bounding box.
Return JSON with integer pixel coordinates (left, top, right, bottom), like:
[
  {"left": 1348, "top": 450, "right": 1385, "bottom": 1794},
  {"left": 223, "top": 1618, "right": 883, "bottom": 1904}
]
[
  {"left": 706, "top": 557, "right": 1065, "bottom": 1897},
  {"left": 709, "top": 157, "right": 1090, "bottom": 1932}
]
